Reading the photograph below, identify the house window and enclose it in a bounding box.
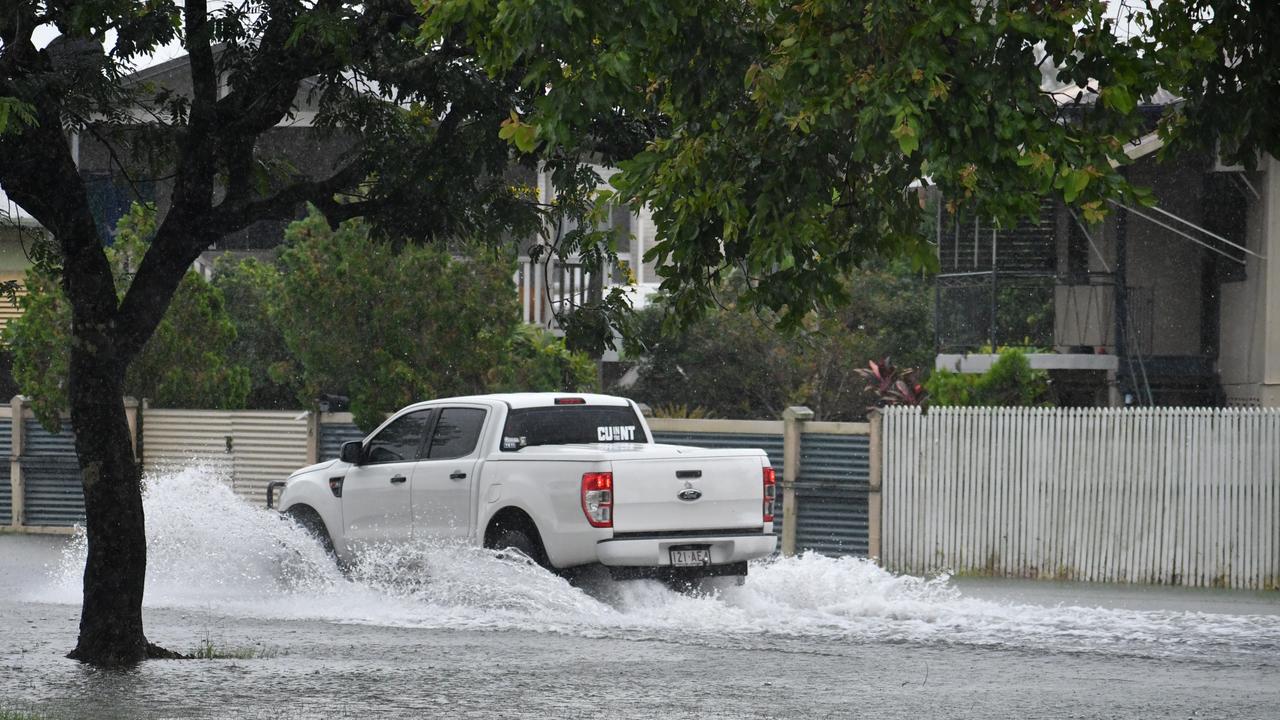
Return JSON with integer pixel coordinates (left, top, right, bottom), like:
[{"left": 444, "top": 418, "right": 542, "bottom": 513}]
[{"left": 83, "top": 171, "right": 155, "bottom": 245}]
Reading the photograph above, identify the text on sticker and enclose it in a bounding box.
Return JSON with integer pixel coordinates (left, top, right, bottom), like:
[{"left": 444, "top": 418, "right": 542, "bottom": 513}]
[{"left": 597, "top": 425, "right": 636, "bottom": 441}]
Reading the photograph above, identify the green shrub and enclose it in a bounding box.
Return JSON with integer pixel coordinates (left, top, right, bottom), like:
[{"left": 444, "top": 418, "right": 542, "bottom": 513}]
[{"left": 925, "top": 348, "right": 1051, "bottom": 407}]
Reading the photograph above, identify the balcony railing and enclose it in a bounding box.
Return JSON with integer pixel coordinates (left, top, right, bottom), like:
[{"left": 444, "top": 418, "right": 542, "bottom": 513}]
[
  {"left": 936, "top": 271, "right": 1153, "bottom": 356},
  {"left": 517, "top": 256, "right": 605, "bottom": 332}
]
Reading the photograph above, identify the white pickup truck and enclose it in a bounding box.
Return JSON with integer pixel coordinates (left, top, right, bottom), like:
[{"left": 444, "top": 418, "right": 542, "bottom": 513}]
[{"left": 270, "top": 393, "right": 778, "bottom": 581}]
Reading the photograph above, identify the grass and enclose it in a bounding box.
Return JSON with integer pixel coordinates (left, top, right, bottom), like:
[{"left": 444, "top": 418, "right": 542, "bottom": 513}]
[
  {"left": 0, "top": 708, "right": 48, "bottom": 720},
  {"left": 188, "top": 637, "right": 283, "bottom": 660}
]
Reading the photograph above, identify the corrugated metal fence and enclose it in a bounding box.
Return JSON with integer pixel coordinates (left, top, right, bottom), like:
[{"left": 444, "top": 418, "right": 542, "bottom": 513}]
[
  {"left": 142, "top": 409, "right": 309, "bottom": 505},
  {"left": 881, "top": 406, "right": 1280, "bottom": 590},
  {"left": 0, "top": 397, "right": 140, "bottom": 527},
  {"left": 318, "top": 414, "right": 364, "bottom": 461},
  {"left": 0, "top": 416, "right": 10, "bottom": 526},
  {"left": 797, "top": 431, "right": 870, "bottom": 556},
  {"left": 10, "top": 398, "right": 1280, "bottom": 591},
  {"left": 22, "top": 419, "right": 85, "bottom": 526},
  {"left": 650, "top": 418, "right": 871, "bottom": 557},
  {"left": 0, "top": 398, "right": 139, "bottom": 530}
]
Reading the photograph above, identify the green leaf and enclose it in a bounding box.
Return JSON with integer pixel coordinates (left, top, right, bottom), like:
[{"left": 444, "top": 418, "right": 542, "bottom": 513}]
[
  {"left": 891, "top": 119, "right": 919, "bottom": 156},
  {"left": 1100, "top": 85, "right": 1136, "bottom": 114},
  {"left": 0, "top": 97, "right": 37, "bottom": 135},
  {"left": 512, "top": 123, "right": 539, "bottom": 153},
  {"left": 1061, "top": 169, "right": 1090, "bottom": 203}
]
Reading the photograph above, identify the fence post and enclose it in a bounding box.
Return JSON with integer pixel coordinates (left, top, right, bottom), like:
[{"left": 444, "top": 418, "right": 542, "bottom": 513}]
[
  {"left": 10, "top": 395, "right": 25, "bottom": 529},
  {"left": 867, "top": 409, "right": 883, "bottom": 562},
  {"left": 781, "top": 405, "right": 813, "bottom": 556},
  {"left": 306, "top": 409, "right": 320, "bottom": 466},
  {"left": 124, "top": 397, "right": 139, "bottom": 460}
]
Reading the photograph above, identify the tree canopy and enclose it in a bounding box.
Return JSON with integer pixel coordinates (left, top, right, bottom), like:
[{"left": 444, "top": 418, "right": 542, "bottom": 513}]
[
  {"left": 273, "top": 208, "right": 596, "bottom": 430},
  {"left": 624, "top": 258, "right": 933, "bottom": 420},
  {"left": 424, "top": 0, "right": 1279, "bottom": 329}
]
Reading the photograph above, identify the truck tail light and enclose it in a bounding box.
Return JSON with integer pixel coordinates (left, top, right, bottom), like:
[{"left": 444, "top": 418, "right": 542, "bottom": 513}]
[
  {"left": 581, "top": 472, "right": 613, "bottom": 528},
  {"left": 763, "top": 467, "right": 776, "bottom": 523}
]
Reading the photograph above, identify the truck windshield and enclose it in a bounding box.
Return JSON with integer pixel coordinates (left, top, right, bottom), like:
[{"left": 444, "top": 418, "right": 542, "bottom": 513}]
[{"left": 500, "top": 405, "right": 648, "bottom": 451}]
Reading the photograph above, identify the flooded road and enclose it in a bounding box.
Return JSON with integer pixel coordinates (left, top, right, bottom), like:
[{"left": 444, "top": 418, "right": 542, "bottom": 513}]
[{"left": 2, "top": 468, "right": 1278, "bottom": 719}]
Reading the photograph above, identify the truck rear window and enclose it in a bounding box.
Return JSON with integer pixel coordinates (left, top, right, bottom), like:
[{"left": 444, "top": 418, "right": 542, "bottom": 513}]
[{"left": 500, "top": 405, "right": 648, "bottom": 451}]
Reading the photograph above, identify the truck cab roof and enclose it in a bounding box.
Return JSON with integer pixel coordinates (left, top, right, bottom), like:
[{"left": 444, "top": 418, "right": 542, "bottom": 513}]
[{"left": 399, "top": 392, "right": 634, "bottom": 411}]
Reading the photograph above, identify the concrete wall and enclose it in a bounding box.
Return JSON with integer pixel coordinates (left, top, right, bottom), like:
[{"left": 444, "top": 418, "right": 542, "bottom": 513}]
[
  {"left": 1216, "top": 162, "right": 1271, "bottom": 405},
  {"left": 1264, "top": 157, "right": 1280, "bottom": 406}
]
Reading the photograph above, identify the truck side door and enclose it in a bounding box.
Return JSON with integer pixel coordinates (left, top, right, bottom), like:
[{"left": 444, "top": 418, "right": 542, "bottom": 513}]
[
  {"left": 411, "top": 406, "right": 486, "bottom": 540},
  {"left": 341, "top": 409, "right": 433, "bottom": 554}
]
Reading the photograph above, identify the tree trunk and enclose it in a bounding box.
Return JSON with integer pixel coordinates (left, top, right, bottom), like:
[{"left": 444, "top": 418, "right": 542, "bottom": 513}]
[
  {"left": 58, "top": 243, "right": 183, "bottom": 664},
  {"left": 63, "top": 350, "right": 151, "bottom": 664}
]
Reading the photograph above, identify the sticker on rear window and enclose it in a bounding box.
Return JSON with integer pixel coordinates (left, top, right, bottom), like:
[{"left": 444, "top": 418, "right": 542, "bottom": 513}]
[
  {"left": 502, "top": 436, "right": 524, "bottom": 450},
  {"left": 597, "top": 425, "right": 637, "bottom": 442}
]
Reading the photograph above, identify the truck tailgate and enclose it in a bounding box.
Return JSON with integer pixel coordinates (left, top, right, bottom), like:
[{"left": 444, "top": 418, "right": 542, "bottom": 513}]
[{"left": 610, "top": 451, "right": 764, "bottom": 532}]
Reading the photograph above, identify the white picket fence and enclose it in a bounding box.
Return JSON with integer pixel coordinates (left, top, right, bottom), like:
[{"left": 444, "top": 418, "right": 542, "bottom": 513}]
[{"left": 881, "top": 407, "right": 1280, "bottom": 590}]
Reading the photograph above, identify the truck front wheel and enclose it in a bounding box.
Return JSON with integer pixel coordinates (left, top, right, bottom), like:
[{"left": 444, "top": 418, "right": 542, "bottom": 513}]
[{"left": 286, "top": 505, "right": 336, "bottom": 561}]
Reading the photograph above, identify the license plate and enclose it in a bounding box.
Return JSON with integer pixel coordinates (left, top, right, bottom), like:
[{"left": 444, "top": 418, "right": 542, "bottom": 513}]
[{"left": 669, "top": 547, "right": 711, "bottom": 567}]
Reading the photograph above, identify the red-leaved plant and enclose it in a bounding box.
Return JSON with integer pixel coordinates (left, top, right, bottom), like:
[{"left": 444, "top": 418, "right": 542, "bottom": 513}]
[{"left": 855, "top": 357, "right": 928, "bottom": 410}]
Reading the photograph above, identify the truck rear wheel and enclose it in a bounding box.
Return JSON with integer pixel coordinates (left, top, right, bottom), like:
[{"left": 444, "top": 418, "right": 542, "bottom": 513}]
[{"left": 490, "top": 527, "right": 548, "bottom": 569}]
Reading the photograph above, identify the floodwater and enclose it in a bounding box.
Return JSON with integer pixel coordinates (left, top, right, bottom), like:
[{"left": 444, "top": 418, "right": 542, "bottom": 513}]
[{"left": 1, "top": 468, "right": 1278, "bottom": 719}]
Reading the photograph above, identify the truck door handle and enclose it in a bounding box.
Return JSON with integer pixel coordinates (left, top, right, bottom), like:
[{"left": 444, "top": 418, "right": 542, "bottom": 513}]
[
  {"left": 390, "top": 475, "right": 407, "bottom": 484},
  {"left": 449, "top": 471, "right": 467, "bottom": 480}
]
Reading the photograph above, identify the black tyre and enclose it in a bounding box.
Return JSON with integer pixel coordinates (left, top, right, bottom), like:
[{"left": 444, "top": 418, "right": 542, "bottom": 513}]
[
  {"left": 286, "top": 506, "right": 336, "bottom": 560},
  {"left": 490, "top": 527, "right": 548, "bottom": 568}
]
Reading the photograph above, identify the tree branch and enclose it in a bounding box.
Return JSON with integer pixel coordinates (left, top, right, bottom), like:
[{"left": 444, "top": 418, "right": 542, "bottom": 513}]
[
  {"left": 185, "top": 0, "right": 218, "bottom": 133},
  {"left": 214, "top": 0, "right": 365, "bottom": 138},
  {"left": 114, "top": 159, "right": 367, "bottom": 360},
  {"left": 0, "top": 3, "right": 37, "bottom": 51},
  {"left": 164, "top": 0, "right": 219, "bottom": 227},
  {"left": 208, "top": 160, "right": 368, "bottom": 235},
  {"left": 313, "top": 195, "right": 385, "bottom": 225}
]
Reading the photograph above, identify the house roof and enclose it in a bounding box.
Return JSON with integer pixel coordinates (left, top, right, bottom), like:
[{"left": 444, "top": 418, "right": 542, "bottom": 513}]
[{"left": 123, "top": 45, "right": 323, "bottom": 104}]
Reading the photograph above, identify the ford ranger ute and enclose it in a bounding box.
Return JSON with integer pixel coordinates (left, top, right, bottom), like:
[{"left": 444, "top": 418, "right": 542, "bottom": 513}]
[{"left": 269, "top": 393, "right": 778, "bottom": 581}]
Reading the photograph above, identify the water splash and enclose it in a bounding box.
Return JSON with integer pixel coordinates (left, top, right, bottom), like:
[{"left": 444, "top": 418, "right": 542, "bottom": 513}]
[{"left": 36, "top": 467, "right": 1280, "bottom": 663}]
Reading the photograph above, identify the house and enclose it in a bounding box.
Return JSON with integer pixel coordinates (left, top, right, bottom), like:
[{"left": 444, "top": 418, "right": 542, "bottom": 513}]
[
  {"left": 0, "top": 189, "right": 43, "bottom": 326},
  {"left": 515, "top": 164, "right": 664, "bottom": 346},
  {"left": 73, "top": 51, "right": 351, "bottom": 278},
  {"left": 934, "top": 116, "right": 1280, "bottom": 407}
]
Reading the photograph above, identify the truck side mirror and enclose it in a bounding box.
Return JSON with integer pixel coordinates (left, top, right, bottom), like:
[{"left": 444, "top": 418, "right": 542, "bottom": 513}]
[{"left": 340, "top": 441, "right": 363, "bottom": 465}]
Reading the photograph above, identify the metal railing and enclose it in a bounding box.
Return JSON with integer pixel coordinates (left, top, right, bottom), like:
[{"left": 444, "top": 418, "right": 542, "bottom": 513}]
[
  {"left": 516, "top": 256, "right": 609, "bottom": 332},
  {"left": 936, "top": 271, "right": 1153, "bottom": 356}
]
